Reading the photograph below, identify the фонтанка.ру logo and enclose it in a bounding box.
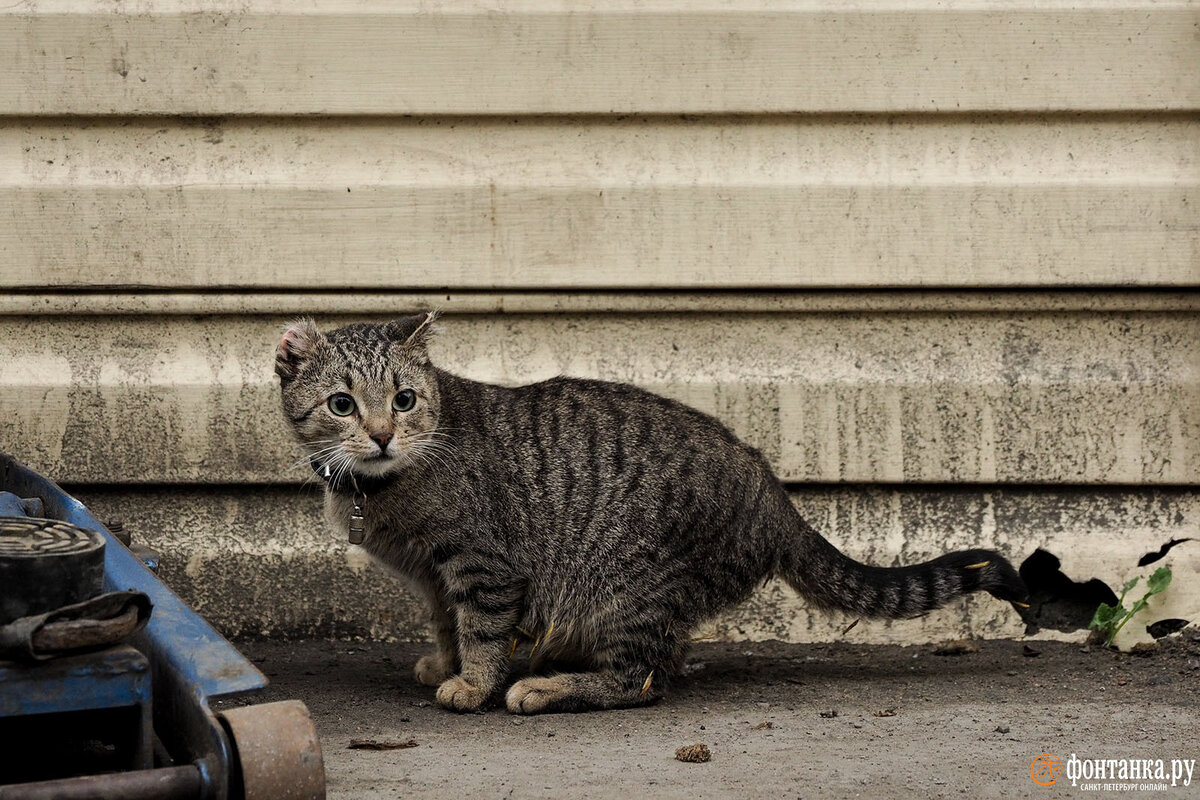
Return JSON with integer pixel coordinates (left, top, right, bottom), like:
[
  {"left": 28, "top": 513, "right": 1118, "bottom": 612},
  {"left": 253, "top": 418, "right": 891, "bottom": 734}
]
[{"left": 1031, "top": 753, "right": 1064, "bottom": 786}]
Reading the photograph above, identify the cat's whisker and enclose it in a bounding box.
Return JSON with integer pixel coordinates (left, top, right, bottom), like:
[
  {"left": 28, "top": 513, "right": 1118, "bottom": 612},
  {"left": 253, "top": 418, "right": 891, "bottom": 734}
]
[
  {"left": 410, "top": 438, "right": 453, "bottom": 460},
  {"left": 415, "top": 432, "right": 456, "bottom": 444},
  {"left": 426, "top": 425, "right": 464, "bottom": 437},
  {"left": 305, "top": 443, "right": 345, "bottom": 459},
  {"left": 284, "top": 451, "right": 342, "bottom": 474},
  {"left": 405, "top": 443, "right": 451, "bottom": 480},
  {"left": 396, "top": 432, "right": 459, "bottom": 478},
  {"left": 326, "top": 449, "right": 354, "bottom": 489},
  {"left": 283, "top": 442, "right": 345, "bottom": 473},
  {"left": 408, "top": 440, "right": 456, "bottom": 478},
  {"left": 406, "top": 430, "right": 456, "bottom": 447},
  {"left": 408, "top": 434, "right": 453, "bottom": 460},
  {"left": 337, "top": 451, "right": 357, "bottom": 484}
]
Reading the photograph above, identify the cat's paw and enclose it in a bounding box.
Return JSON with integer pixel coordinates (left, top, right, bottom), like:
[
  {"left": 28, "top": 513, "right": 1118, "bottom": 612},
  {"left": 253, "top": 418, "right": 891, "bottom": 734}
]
[
  {"left": 505, "top": 676, "right": 569, "bottom": 715},
  {"left": 414, "top": 653, "right": 454, "bottom": 687},
  {"left": 435, "top": 675, "right": 488, "bottom": 712}
]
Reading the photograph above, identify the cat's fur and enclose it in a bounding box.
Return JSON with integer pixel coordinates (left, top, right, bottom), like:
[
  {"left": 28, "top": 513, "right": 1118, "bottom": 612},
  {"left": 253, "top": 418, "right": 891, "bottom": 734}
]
[{"left": 276, "top": 312, "right": 1027, "bottom": 714}]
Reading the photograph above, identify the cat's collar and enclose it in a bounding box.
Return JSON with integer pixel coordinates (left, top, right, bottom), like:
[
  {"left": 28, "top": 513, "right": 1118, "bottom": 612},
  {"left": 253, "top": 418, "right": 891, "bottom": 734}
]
[{"left": 309, "top": 457, "right": 393, "bottom": 495}]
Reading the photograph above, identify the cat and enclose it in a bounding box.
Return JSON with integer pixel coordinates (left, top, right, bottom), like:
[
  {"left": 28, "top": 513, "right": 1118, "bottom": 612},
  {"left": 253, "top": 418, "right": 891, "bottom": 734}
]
[{"left": 275, "top": 311, "right": 1027, "bottom": 714}]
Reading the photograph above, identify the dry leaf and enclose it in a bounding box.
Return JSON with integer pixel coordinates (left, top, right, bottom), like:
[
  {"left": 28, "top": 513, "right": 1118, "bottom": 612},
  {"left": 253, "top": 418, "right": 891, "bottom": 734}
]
[
  {"left": 348, "top": 738, "right": 418, "bottom": 751},
  {"left": 675, "top": 743, "right": 711, "bottom": 763}
]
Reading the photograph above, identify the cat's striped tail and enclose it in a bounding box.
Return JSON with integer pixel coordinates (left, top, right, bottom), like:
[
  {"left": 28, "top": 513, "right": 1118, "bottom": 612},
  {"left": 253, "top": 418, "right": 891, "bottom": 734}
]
[{"left": 779, "top": 517, "right": 1028, "bottom": 618}]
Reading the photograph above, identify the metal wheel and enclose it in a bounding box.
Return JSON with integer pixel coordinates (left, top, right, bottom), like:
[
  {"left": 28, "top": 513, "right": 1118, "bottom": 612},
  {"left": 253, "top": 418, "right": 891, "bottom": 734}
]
[{"left": 220, "top": 700, "right": 325, "bottom": 800}]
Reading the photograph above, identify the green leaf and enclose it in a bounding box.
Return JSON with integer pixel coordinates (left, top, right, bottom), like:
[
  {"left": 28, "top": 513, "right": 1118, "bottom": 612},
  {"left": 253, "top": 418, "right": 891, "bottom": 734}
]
[
  {"left": 1092, "top": 566, "right": 1175, "bottom": 649},
  {"left": 1118, "top": 577, "right": 1140, "bottom": 603},
  {"left": 1089, "top": 602, "right": 1123, "bottom": 631},
  {"left": 1145, "top": 567, "right": 1172, "bottom": 596}
]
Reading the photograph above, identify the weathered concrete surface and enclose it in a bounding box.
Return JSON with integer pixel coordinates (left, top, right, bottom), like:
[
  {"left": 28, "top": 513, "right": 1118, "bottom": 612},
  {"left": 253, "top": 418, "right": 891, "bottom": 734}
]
[
  {"left": 71, "top": 486, "right": 1200, "bottom": 646},
  {"left": 1, "top": 0, "right": 1192, "bottom": 667},
  {"left": 219, "top": 636, "right": 1200, "bottom": 800},
  {"left": 3, "top": 4, "right": 1196, "bottom": 115},
  {"left": 4, "top": 291, "right": 1200, "bottom": 316},
  {"left": 7, "top": 311, "right": 1196, "bottom": 485},
  {"left": 2, "top": 117, "right": 1196, "bottom": 287}
]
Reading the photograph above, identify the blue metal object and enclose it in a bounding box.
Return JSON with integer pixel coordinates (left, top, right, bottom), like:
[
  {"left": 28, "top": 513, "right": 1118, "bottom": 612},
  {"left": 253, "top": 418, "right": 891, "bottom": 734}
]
[
  {"left": 1, "top": 453, "right": 269, "bottom": 799},
  {"left": 0, "top": 645, "right": 153, "bottom": 773},
  {"left": 0, "top": 491, "right": 41, "bottom": 518},
  {"left": 0, "top": 644, "right": 151, "bottom": 719}
]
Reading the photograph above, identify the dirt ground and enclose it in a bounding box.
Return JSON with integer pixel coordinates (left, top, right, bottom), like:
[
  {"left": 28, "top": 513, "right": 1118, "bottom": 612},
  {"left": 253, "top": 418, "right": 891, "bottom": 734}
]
[{"left": 224, "top": 635, "right": 1200, "bottom": 799}]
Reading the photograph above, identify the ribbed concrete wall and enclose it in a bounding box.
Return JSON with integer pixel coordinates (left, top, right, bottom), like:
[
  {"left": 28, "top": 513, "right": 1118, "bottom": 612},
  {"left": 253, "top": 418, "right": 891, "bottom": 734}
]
[
  {"left": 2, "top": 117, "right": 1196, "bottom": 288},
  {"left": 66, "top": 485, "right": 1200, "bottom": 647},
  {"left": 1, "top": 0, "right": 1197, "bottom": 645},
  {"left": 5, "top": 309, "right": 1199, "bottom": 485}
]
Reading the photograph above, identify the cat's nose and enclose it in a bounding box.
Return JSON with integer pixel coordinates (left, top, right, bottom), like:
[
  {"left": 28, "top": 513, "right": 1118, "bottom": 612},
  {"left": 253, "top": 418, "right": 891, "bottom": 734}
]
[{"left": 369, "top": 432, "right": 393, "bottom": 452}]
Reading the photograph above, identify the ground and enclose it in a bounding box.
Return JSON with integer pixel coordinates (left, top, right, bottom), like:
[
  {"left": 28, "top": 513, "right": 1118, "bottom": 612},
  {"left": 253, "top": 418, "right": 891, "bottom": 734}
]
[{"left": 221, "top": 635, "right": 1200, "bottom": 799}]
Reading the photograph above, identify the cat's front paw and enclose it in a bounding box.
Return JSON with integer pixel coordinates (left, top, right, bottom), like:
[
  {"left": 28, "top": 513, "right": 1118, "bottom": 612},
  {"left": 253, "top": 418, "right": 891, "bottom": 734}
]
[
  {"left": 414, "top": 653, "right": 455, "bottom": 687},
  {"left": 505, "top": 676, "right": 570, "bottom": 715},
  {"left": 435, "top": 675, "right": 488, "bottom": 712}
]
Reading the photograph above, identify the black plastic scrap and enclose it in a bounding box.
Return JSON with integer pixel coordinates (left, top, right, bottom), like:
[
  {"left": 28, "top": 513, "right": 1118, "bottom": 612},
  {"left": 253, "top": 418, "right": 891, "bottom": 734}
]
[
  {"left": 1146, "top": 619, "right": 1190, "bottom": 639},
  {"left": 1138, "top": 538, "right": 1193, "bottom": 567},
  {"left": 1014, "top": 549, "right": 1118, "bottom": 635}
]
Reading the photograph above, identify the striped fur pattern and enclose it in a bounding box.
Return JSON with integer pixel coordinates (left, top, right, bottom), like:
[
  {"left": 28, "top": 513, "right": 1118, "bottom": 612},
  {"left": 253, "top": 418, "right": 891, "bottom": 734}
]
[{"left": 275, "top": 313, "right": 1027, "bottom": 714}]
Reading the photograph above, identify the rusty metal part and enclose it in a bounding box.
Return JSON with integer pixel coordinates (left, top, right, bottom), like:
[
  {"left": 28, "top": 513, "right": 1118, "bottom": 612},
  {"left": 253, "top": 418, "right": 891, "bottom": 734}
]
[
  {"left": 129, "top": 542, "right": 161, "bottom": 573},
  {"left": 220, "top": 701, "right": 326, "bottom": 800},
  {"left": 31, "top": 604, "right": 142, "bottom": 651},
  {"left": 0, "top": 765, "right": 202, "bottom": 800},
  {"left": 105, "top": 518, "right": 130, "bottom": 546}
]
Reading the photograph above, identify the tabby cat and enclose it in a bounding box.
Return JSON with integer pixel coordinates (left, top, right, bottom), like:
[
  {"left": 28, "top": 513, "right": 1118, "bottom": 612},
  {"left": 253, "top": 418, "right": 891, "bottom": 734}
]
[{"left": 275, "top": 312, "right": 1026, "bottom": 714}]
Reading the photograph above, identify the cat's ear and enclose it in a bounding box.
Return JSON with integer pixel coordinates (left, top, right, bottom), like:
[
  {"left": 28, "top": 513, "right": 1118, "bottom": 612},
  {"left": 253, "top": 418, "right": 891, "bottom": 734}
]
[
  {"left": 383, "top": 311, "right": 441, "bottom": 354},
  {"left": 275, "top": 318, "right": 323, "bottom": 379}
]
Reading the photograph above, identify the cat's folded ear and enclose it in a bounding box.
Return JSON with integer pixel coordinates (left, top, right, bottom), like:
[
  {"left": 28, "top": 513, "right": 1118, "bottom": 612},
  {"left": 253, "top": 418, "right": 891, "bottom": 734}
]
[
  {"left": 383, "top": 310, "right": 442, "bottom": 356},
  {"left": 275, "top": 318, "right": 324, "bottom": 380}
]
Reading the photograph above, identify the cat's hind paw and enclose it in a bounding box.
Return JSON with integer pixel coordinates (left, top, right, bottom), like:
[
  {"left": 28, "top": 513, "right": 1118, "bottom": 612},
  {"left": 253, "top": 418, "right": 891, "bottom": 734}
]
[
  {"left": 435, "top": 675, "right": 488, "bottom": 712},
  {"left": 505, "top": 676, "right": 570, "bottom": 715},
  {"left": 414, "top": 653, "right": 455, "bottom": 687}
]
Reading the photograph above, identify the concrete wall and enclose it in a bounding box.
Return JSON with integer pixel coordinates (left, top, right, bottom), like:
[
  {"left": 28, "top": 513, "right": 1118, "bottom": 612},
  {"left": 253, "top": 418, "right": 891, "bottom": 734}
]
[{"left": 1, "top": 0, "right": 1197, "bottom": 646}]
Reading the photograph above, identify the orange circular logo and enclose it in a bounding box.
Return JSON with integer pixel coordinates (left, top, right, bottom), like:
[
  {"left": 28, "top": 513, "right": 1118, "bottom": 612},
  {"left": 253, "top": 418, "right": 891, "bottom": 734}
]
[{"left": 1031, "top": 753, "right": 1063, "bottom": 786}]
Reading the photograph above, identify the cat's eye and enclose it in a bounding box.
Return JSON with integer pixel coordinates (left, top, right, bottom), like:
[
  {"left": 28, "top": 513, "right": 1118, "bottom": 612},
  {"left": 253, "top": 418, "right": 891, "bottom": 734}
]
[
  {"left": 392, "top": 389, "right": 417, "bottom": 413},
  {"left": 328, "top": 393, "right": 356, "bottom": 416}
]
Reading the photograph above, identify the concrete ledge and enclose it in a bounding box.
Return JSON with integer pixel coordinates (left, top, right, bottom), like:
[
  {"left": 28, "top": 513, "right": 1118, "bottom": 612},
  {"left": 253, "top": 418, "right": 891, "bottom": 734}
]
[
  {"left": 2, "top": 117, "right": 1196, "bottom": 288},
  {"left": 4, "top": 291, "right": 1200, "bottom": 316},
  {"left": 4, "top": 310, "right": 1196, "bottom": 484},
  {"left": 2, "top": 3, "right": 1196, "bottom": 115},
  {"left": 70, "top": 484, "right": 1200, "bottom": 646}
]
